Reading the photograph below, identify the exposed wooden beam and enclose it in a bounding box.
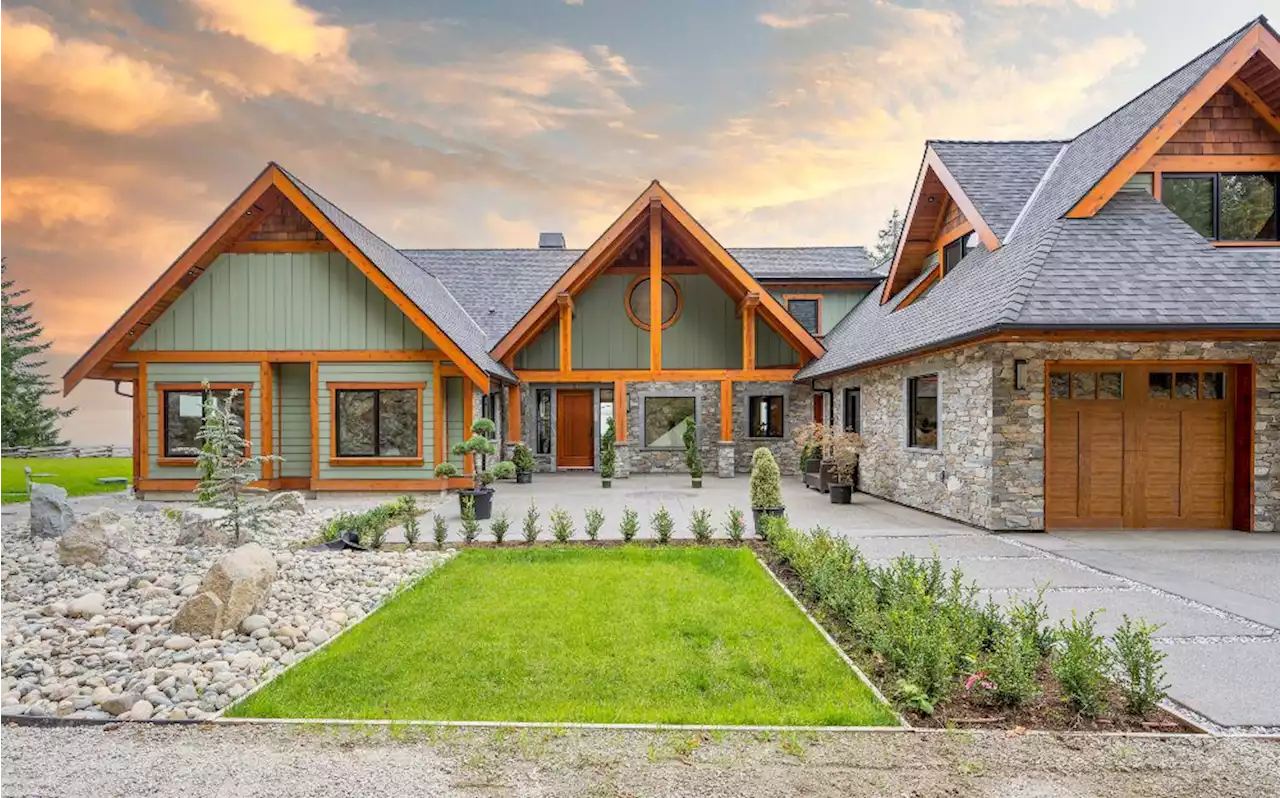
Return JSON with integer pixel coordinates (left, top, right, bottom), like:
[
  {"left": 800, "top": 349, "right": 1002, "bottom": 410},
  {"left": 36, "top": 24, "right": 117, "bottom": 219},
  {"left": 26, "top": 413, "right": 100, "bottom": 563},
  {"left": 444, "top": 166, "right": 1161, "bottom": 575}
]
[
  {"left": 514, "top": 368, "right": 799, "bottom": 383},
  {"left": 1227, "top": 76, "right": 1280, "bottom": 135},
  {"left": 736, "top": 292, "right": 760, "bottom": 314},
  {"left": 614, "top": 380, "right": 627, "bottom": 443},
  {"left": 225, "top": 240, "right": 337, "bottom": 254},
  {"left": 1143, "top": 154, "right": 1280, "bottom": 172},
  {"left": 719, "top": 380, "right": 733, "bottom": 442},
  {"left": 557, "top": 292, "right": 573, "bottom": 374},
  {"left": 742, "top": 306, "right": 757, "bottom": 371},
  {"left": 649, "top": 199, "right": 663, "bottom": 371},
  {"left": 130, "top": 350, "right": 445, "bottom": 363},
  {"left": 508, "top": 383, "right": 522, "bottom": 443}
]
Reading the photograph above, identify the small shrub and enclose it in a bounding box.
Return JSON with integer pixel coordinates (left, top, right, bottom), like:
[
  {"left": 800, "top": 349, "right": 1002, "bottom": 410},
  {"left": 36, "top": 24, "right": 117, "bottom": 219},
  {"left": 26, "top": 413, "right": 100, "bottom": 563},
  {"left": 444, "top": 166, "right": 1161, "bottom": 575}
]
[
  {"left": 651, "top": 505, "right": 674, "bottom": 545},
  {"left": 584, "top": 508, "right": 605, "bottom": 541},
  {"left": 323, "top": 512, "right": 353, "bottom": 542},
  {"left": 601, "top": 417, "right": 616, "bottom": 481},
  {"left": 980, "top": 624, "right": 1041, "bottom": 707},
  {"left": 433, "top": 462, "right": 458, "bottom": 479},
  {"left": 522, "top": 502, "right": 541, "bottom": 544},
  {"left": 620, "top": 507, "right": 639, "bottom": 542},
  {"left": 491, "top": 461, "right": 517, "bottom": 480},
  {"left": 1010, "top": 585, "right": 1056, "bottom": 658},
  {"left": 460, "top": 496, "right": 481, "bottom": 544},
  {"left": 749, "top": 448, "right": 782, "bottom": 508},
  {"left": 1054, "top": 610, "right": 1112, "bottom": 718},
  {"left": 396, "top": 496, "right": 421, "bottom": 546},
  {"left": 683, "top": 418, "right": 703, "bottom": 480},
  {"left": 690, "top": 508, "right": 713, "bottom": 543},
  {"left": 490, "top": 511, "right": 511, "bottom": 544},
  {"left": 897, "top": 680, "right": 935, "bottom": 716},
  {"left": 363, "top": 507, "right": 393, "bottom": 549},
  {"left": 723, "top": 506, "right": 746, "bottom": 542},
  {"left": 550, "top": 506, "right": 574, "bottom": 543},
  {"left": 432, "top": 513, "right": 448, "bottom": 547},
  {"left": 1112, "top": 615, "right": 1168, "bottom": 715},
  {"left": 512, "top": 444, "right": 536, "bottom": 473}
]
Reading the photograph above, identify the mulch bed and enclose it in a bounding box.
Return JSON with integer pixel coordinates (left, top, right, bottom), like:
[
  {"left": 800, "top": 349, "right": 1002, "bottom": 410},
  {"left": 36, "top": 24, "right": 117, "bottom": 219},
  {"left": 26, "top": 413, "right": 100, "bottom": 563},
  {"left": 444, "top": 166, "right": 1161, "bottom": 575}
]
[{"left": 750, "top": 541, "right": 1200, "bottom": 734}]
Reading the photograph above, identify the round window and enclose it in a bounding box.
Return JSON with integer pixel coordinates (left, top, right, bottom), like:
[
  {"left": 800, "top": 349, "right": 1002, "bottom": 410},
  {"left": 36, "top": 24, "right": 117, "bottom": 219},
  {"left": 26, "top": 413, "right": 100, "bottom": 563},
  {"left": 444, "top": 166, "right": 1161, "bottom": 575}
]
[{"left": 626, "top": 277, "right": 681, "bottom": 330}]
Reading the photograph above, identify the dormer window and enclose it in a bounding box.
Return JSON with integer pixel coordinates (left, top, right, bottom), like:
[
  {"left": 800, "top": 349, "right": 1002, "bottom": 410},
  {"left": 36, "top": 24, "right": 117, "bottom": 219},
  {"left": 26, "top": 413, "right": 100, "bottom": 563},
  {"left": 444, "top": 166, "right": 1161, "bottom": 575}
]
[
  {"left": 942, "top": 231, "right": 980, "bottom": 273},
  {"left": 1162, "top": 173, "right": 1278, "bottom": 242}
]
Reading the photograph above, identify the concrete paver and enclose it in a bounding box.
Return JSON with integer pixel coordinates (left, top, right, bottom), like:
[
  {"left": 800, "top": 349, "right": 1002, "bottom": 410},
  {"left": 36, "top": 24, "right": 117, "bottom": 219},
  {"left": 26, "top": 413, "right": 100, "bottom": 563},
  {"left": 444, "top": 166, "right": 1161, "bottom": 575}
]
[
  {"left": 1156, "top": 640, "right": 1280, "bottom": 727},
  {"left": 919, "top": 557, "right": 1128, "bottom": 590},
  {"left": 849, "top": 535, "right": 1038, "bottom": 560},
  {"left": 981, "top": 587, "right": 1269, "bottom": 638}
]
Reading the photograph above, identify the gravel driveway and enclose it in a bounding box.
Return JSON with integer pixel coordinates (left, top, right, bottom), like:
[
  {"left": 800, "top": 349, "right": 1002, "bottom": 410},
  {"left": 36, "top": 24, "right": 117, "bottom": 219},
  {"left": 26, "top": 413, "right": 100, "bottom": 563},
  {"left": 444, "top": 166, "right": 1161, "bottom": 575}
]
[{"left": 4, "top": 723, "right": 1278, "bottom": 798}]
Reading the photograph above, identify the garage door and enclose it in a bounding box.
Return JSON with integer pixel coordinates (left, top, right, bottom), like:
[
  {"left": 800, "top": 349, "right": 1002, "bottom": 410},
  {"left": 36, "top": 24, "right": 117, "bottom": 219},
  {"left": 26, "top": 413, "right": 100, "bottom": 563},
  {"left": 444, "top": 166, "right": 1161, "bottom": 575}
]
[{"left": 1046, "top": 364, "right": 1237, "bottom": 529}]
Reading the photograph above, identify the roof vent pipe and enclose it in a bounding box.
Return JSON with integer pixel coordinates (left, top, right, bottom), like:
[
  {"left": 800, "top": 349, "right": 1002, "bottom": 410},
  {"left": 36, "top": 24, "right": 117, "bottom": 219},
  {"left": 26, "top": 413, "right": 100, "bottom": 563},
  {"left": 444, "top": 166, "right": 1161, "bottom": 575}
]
[{"left": 539, "top": 232, "right": 566, "bottom": 249}]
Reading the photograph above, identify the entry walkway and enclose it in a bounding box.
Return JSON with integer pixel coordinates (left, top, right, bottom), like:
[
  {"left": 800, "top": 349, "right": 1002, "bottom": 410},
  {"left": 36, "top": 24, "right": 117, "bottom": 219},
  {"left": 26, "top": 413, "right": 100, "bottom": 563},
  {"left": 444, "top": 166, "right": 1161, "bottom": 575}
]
[{"left": 439, "top": 473, "right": 1280, "bottom": 730}]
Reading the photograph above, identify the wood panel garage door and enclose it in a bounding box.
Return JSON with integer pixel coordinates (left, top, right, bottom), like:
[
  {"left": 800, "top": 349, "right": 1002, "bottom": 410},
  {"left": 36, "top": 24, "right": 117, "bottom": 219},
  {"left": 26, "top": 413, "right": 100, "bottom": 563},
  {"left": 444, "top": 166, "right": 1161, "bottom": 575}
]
[{"left": 1047, "top": 364, "right": 1237, "bottom": 529}]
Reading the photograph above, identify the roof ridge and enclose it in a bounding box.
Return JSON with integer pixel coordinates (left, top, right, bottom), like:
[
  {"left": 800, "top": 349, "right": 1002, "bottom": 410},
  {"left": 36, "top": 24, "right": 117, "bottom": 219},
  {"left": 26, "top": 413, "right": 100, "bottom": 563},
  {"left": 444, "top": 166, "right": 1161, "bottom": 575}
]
[{"left": 1004, "top": 142, "right": 1070, "bottom": 243}]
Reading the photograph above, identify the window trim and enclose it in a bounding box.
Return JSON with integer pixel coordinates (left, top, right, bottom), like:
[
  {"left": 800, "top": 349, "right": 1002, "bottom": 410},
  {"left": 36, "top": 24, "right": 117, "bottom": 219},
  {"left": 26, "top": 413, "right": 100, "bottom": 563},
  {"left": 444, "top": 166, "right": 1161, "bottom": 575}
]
[
  {"left": 157, "top": 382, "right": 252, "bottom": 465},
  {"left": 624, "top": 275, "right": 683, "bottom": 331},
  {"left": 639, "top": 392, "right": 699, "bottom": 450},
  {"left": 843, "top": 387, "right": 861, "bottom": 434},
  {"left": 783, "top": 294, "right": 823, "bottom": 336},
  {"left": 905, "top": 373, "right": 940, "bottom": 451},
  {"left": 1161, "top": 171, "right": 1280, "bottom": 243},
  {"left": 328, "top": 381, "right": 424, "bottom": 467},
  {"left": 745, "top": 393, "right": 786, "bottom": 440}
]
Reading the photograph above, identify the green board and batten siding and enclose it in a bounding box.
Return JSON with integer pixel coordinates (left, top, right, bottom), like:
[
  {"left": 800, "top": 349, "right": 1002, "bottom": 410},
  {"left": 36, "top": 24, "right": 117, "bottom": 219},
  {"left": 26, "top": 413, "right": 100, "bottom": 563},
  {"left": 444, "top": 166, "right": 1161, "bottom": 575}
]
[
  {"left": 316, "top": 362, "right": 437, "bottom": 479},
  {"left": 145, "top": 363, "right": 262, "bottom": 479},
  {"left": 131, "top": 252, "right": 437, "bottom": 352},
  {"left": 276, "top": 364, "right": 311, "bottom": 478}
]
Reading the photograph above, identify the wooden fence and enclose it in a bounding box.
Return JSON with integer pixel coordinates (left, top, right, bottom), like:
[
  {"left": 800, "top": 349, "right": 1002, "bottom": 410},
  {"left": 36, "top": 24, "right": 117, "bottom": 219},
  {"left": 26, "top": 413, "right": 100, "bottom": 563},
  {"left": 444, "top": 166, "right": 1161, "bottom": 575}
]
[{"left": 2, "top": 445, "right": 132, "bottom": 459}]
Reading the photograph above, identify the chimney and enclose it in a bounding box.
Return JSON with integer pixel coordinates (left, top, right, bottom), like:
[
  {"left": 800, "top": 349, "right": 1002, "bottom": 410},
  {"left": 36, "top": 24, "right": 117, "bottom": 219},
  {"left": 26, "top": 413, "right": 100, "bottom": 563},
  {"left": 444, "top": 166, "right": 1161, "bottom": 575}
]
[{"left": 538, "top": 232, "right": 566, "bottom": 249}]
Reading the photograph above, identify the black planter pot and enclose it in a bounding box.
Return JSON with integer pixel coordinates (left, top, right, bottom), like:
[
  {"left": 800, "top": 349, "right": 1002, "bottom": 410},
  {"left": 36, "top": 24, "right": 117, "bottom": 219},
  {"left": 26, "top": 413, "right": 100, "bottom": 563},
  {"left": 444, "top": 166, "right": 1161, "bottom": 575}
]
[
  {"left": 751, "top": 506, "right": 785, "bottom": 538},
  {"left": 829, "top": 484, "right": 853, "bottom": 504},
  {"left": 602, "top": 478, "right": 612, "bottom": 488},
  {"left": 515, "top": 470, "right": 533, "bottom": 485},
  {"left": 818, "top": 461, "right": 835, "bottom": 494},
  {"left": 691, "top": 477, "right": 702, "bottom": 488},
  {"left": 804, "top": 457, "right": 821, "bottom": 475},
  {"left": 459, "top": 488, "right": 494, "bottom": 520}
]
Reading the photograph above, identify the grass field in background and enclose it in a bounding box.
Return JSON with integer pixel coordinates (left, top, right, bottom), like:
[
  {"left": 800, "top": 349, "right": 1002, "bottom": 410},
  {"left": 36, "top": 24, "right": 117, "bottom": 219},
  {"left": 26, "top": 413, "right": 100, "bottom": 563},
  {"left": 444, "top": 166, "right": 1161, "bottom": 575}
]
[
  {"left": 0, "top": 457, "right": 132, "bottom": 504},
  {"left": 229, "top": 546, "right": 897, "bottom": 726}
]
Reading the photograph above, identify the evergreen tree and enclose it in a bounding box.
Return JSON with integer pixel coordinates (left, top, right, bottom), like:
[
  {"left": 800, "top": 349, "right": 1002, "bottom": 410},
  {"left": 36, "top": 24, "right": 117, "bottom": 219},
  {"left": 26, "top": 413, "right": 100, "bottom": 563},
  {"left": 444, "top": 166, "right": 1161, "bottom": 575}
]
[
  {"left": 1, "top": 260, "right": 73, "bottom": 448},
  {"left": 188, "top": 385, "right": 280, "bottom": 544},
  {"left": 872, "top": 207, "right": 904, "bottom": 268}
]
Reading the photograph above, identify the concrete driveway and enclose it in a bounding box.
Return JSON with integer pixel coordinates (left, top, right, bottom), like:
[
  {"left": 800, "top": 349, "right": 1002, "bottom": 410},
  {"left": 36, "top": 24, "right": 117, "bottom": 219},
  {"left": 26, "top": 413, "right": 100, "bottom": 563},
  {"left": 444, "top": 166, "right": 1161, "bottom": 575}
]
[{"left": 446, "top": 473, "right": 1279, "bottom": 731}]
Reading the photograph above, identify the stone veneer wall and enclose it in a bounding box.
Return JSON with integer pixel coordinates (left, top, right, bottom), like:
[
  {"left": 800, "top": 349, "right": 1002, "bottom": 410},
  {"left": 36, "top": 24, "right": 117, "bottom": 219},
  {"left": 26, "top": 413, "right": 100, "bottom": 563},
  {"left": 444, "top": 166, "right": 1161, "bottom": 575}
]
[
  {"left": 730, "top": 381, "right": 810, "bottom": 476},
  {"left": 820, "top": 347, "right": 996, "bottom": 528},
  {"left": 624, "top": 381, "right": 722, "bottom": 474}
]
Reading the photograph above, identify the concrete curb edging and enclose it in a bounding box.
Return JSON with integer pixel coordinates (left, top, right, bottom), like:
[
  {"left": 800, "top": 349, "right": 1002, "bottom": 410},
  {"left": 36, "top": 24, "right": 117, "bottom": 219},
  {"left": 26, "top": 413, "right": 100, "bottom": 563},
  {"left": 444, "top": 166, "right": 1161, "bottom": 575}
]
[{"left": 751, "top": 553, "right": 909, "bottom": 727}]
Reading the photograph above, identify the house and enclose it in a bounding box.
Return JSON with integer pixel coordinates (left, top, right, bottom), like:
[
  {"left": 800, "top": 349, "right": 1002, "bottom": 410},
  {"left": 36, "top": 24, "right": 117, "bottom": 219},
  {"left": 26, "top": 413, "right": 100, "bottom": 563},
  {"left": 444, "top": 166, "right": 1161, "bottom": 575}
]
[
  {"left": 65, "top": 15, "right": 1280, "bottom": 532},
  {"left": 802, "top": 15, "right": 1280, "bottom": 532},
  {"left": 64, "top": 168, "right": 877, "bottom": 495}
]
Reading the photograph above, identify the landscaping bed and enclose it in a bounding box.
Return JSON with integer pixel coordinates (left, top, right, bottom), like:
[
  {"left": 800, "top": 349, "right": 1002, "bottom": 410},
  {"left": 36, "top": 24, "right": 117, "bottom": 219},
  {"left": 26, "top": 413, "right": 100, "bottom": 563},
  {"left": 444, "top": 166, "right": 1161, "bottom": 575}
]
[
  {"left": 753, "top": 528, "right": 1197, "bottom": 733},
  {"left": 228, "top": 546, "right": 899, "bottom": 726}
]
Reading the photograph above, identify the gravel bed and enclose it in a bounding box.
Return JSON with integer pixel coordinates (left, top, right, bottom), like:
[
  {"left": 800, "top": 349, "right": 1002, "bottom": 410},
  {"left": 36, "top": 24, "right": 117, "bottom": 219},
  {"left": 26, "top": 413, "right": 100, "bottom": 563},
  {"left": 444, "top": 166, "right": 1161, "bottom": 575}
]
[{"left": 1, "top": 498, "right": 452, "bottom": 722}]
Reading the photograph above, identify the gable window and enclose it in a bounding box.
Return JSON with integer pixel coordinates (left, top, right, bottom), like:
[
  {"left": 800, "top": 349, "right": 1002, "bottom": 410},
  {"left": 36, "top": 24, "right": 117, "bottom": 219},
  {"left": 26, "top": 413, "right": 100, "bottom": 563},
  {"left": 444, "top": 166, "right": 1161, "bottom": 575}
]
[
  {"left": 333, "top": 386, "right": 421, "bottom": 460},
  {"left": 747, "top": 395, "right": 784, "bottom": 438},
  {"left": 536, "top": 389, "right": 552, "bottom": 454},
  {"left": 162, "top": 385, "right": 249, "bottom": 459},
  {"left": 626, "top": 276, "right": 682, "bottom": 330},
  {"left": 1162, "top": 173, "right": 1279, "bottom": 241},
  {"left": 942, "top": 231, "right": 980, "bottom": 273},
  {"left": 643, "top": 396, "right": 695, "bottom": 448},
  {"left": 907, "top": 374, "right": 939, "bottom": 450},
  {"left": 784, "top": 296, "right": 822, "bottom": 335},
  {"left": 843, "top": 387, "right": 861, "bottom": 434}
]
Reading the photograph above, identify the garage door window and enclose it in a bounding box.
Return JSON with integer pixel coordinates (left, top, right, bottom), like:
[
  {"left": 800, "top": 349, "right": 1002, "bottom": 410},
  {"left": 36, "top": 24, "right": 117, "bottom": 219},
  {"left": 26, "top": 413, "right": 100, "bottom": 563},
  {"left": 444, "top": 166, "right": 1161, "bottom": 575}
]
[
  {"left": 1149, "top": 370, "right": 1227, "bottom": 401},
  {"left": 1050, "top": 370, "right": 1123, "bottom": 400}
]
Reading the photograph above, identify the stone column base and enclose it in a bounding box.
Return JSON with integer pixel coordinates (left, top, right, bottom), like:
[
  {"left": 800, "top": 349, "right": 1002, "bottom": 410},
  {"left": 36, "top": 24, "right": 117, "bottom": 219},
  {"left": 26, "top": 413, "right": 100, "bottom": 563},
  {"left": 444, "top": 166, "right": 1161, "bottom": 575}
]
[
  {"left": 614, "top": 441, "right": 631, "bottom": 479},
  {"left": 717, "top": 441, "right": 735, "bottom": 478}
]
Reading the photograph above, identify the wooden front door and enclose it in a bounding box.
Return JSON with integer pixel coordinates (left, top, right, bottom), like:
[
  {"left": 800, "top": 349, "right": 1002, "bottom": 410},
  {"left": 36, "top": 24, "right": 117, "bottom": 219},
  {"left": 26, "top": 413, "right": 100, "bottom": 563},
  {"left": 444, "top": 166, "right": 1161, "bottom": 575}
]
[
  {"left": 556, "top": 390, "right": 595, "bottom": 469},
  {"left": 1046, "top": 364, "right": 1236, "bottom": 530},
  {"left": 813, "top": 393, "right": 826, "bottom": 425}
]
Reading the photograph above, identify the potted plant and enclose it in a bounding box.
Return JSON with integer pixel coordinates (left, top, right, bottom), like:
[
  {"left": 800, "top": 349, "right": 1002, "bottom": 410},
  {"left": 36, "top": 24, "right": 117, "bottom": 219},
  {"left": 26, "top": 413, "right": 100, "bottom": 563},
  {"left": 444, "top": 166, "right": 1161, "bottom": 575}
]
[
  {"left": 683, "top": 416, "right": 703, "bottom": 488},
  {"left": 433, "top": 461, "right": 458, "bottom": 498},
  {"left": 817, "top": 423, "right": 838, "bottom": 494},
  {"left": 512, "top": 444, "right": 536, "bottom": 484},
  {"left": 827, "top": 430, "right": 861, "bottom": 505},
  {"left": 793, "top": 422, "right": 825, "bottom": 489},
  {"left": 601, "top": 417, "right": 616, "bottom": 488},
  {"left": 491, "top": 460, "right": 517, "bottom": 481},
  {"left": 451, "top": 418, "right": 498, "bottom": 520},
  {"left": 749, "top": 447, "right": 785, "bottom": 537}
]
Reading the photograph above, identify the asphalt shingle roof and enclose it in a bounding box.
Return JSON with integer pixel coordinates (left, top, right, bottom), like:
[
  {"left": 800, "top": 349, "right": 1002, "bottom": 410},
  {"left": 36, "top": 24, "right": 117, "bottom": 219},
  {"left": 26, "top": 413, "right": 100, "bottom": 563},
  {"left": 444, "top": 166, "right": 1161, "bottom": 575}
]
[{"left": 929, "top": 141, "right": 1067, "bottom": 240}]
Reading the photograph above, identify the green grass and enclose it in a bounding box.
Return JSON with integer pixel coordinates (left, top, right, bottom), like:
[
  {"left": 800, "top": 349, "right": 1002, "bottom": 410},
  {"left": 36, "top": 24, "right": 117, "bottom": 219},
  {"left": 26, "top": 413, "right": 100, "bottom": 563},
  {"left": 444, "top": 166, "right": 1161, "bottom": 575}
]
[
  {"left": 0, "top": 457, "right": 132, "bottom": 504},
  {"left": 230, "top": 546, "right": 898, "bottom": 726}
]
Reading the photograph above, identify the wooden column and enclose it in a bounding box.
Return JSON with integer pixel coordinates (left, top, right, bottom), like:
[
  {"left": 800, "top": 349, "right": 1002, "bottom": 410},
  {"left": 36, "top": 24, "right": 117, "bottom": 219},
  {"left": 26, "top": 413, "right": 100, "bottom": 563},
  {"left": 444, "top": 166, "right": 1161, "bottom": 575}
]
[
  {"left": 557, "top": 292, "right": 573, "bottom": 374},
  {"left": 462, "top": 378, "right": 475, "bottom": 474},
  {"left": 614, "top": 380, "right": 627, "bottom": 442},
  {"left": 719, "top": 379, "right": 733, "bottom": 442},
  {"left": 508, "top": 383, "right": 523, "bottom": 443},
  {"left": 649, "top": 198, "right": 662, "bottom": 370},
  {"left": 309, "top": 360, "right": 320, "bottom": 483},
  {"left": 433, "top": 367, "right": 444, "bottom": 467},
  {"left": 740, "top": 293, "right": 759, "bottom": 371},
  {"left": 260, "top": 361, "right": 274, "bottom": 480}
]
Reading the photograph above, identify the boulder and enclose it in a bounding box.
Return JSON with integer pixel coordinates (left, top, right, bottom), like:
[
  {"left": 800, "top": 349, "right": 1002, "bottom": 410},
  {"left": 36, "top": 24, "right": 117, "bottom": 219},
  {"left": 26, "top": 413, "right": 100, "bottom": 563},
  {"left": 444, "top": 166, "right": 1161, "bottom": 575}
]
[
  {"left": 171, "top": 543, "right": 277, "bottom": 637},
  {"left": 29, "top": 483, "right": 75, "bottom": 538},
  {"left": 175, "top": 507, "right": 233, "bottom": 547},
  {"left": 67, "top": 592, "right": 106, "bottom": 618},
  {"left": 100, "top": 692, "right": 142, "bottom": 717},
  {"left": 58, "top": 509, "right": 134, "bottom": 566},
  {"left": 266, "top": 491, "right": 306, "bottom": 515}
]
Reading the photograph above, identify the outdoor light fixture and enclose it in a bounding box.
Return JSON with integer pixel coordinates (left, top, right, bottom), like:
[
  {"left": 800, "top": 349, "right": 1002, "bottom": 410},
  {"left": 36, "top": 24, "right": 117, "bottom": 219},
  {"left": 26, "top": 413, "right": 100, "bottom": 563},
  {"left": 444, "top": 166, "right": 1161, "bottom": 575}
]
[{"left": 1014, "top": 359, "right": 1028, "bottom": 390}]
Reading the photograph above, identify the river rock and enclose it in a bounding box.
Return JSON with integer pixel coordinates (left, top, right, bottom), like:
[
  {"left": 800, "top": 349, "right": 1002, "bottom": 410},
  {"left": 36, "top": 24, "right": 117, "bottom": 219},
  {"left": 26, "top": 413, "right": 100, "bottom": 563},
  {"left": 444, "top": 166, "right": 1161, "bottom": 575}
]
[
  {"left": 175, "top": 507, "right": 233, "bottom": 547},
  {"left": 29, "top": 483, "right": 75, "bottom": 538},
  {"left": 67, "top": 592, "right": 106, "bottom": 618},
  {"left": 100, "top": 692, "right": 142, "bottom": 716},
  {"left": 57, "top": 509, "right": 133, "bottom": 566},
  {"left": 266, "top": 491, "right": 306, "bottom": 515}
]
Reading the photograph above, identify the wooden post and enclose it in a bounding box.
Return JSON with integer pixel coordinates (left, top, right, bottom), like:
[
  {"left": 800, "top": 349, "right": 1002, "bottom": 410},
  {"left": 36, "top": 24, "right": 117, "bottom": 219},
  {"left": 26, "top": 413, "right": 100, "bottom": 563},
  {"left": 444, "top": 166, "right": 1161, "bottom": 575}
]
[
  {"left": 508, "top": 383, "right": 522, "bottom": 443},
  {"left": 260, "top": 362, "right": 273, "bottom": 481},
  {"left": 614, "top": 380, "right": 627, "bottom": 443},
  {"left": 720, "top": 379, "right": 733, "bottom": 442},
  {"left": 557, "top": 293, "right": 573, "bottom": 373},
  {"left": 740, "top": 294, "right": 759, "bottom": 370},
  {"left": 309, "top": 360, "right": 320, "bottom": 483},
  {"left": 649, "top": 198, "right": 662, "bottom": 370}
]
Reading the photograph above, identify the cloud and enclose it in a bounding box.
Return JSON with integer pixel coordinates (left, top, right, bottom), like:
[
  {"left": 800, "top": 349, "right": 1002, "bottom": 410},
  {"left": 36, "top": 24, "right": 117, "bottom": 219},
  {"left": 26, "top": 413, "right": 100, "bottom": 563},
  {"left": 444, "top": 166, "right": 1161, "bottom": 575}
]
[
  {"left": 0, "top": 11, "right": 218, "bottom": 134},
  {"left": 757, "top": 0, "right": 851, "bottom": 29},
  {"left": 565, "top": 0, "right": 585, "bottom": 5},
  {"left": 190, "top": 0, "right": 349, "bottom": 62},
  {"left": 986, "top": 0, "right": 1131, "bottom": 14}
]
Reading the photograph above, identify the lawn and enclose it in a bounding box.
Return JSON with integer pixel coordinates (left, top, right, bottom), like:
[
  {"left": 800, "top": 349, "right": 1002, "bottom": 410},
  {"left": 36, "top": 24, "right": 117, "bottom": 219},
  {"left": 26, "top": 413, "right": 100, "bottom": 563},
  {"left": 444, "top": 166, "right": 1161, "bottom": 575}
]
[
  {"left": 229, "top": 546, "right": 898, "bottom": 726},
  {"left": 0, "top": 457, "right": 132, "bottom": 504}
]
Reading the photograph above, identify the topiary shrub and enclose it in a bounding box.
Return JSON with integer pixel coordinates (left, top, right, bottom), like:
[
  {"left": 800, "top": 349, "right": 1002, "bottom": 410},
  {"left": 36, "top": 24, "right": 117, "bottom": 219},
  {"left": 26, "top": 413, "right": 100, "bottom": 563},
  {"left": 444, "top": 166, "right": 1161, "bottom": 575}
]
[
  {"left": 749, "top": 447, "right": 783, "bottom": 509},
  {"left": 512, "top": 444, "right": 536, "bottom": 473},
  {"left": 601, "top": 417, "right": 617, "bottom": 484},
  {"left": 491, "top": 460, "right": 517, "bottom": 480}
]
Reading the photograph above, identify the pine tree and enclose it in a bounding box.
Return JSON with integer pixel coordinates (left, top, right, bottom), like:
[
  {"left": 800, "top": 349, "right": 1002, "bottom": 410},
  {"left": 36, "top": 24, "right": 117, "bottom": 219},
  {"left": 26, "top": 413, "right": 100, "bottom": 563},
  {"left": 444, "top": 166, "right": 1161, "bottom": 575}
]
[
  {"left": 188, "top": 386, "right": 280, "bottom": 544},
  {"left": 872, "top": 208, "right": 904, "bottom": 268},
  {"left": 1, "top": 259, "right": 73, "bottom": 448}
]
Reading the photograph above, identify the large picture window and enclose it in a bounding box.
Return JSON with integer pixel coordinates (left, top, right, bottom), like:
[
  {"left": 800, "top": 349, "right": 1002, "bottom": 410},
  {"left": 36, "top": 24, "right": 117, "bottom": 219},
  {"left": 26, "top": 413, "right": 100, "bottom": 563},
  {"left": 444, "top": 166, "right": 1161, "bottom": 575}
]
[
  {"left": 536, "top": 389, "right": 552, "bottom": 454},
  {"left": 643, "top": 396, "right": 695, "bottom": 448},
  {"left": 1162, "top": 172, "right": 1278, "bottom": 241},
  {"left": 843, "top": 387, "right": 861, "bottom": 434},
  {"left": 907, "top": 374, "right": 939, "bottom": 449},
  {"left": 747, "top": 395, "right": 784, "bottom": 438},
  {"left": 333, "top": 386, "right": 421, "bottom": 460},
  {"left": 162, "top": 385, "right": 248, "bottom": 458}
]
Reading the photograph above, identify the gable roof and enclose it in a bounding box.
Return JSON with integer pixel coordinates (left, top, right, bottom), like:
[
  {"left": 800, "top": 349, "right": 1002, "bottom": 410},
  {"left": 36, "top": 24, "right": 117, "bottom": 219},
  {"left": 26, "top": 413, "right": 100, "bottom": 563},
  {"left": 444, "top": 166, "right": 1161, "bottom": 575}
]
[{"left": 928, "top": 140, "right": 1067, "bottom": 240}]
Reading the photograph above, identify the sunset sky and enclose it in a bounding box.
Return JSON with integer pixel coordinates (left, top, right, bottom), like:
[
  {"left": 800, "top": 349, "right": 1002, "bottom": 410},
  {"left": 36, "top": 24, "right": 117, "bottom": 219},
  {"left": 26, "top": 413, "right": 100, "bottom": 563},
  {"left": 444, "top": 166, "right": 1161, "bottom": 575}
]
[{"left": 1, "top": 0, "right": 1268, "bottom": 443}]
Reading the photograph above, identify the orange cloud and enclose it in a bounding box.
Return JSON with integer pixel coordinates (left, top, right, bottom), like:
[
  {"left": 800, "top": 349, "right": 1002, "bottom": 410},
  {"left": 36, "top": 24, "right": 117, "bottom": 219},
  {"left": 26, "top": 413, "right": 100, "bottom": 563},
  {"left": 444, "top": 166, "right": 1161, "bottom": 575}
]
[
  {"left": 0, "top": 11, "right": 219, "bottom": 134},
  {"left": 190, "top": 0, "right": 349, "bottom": 62}
]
